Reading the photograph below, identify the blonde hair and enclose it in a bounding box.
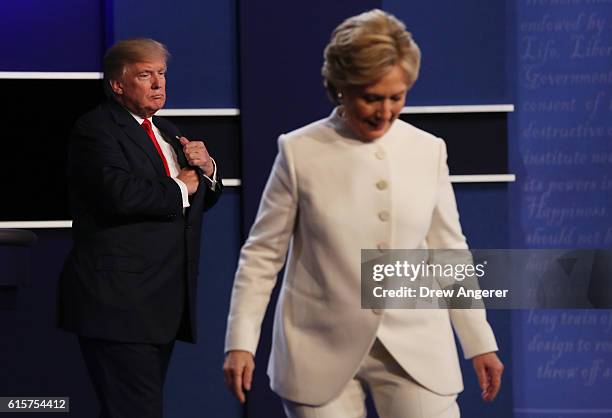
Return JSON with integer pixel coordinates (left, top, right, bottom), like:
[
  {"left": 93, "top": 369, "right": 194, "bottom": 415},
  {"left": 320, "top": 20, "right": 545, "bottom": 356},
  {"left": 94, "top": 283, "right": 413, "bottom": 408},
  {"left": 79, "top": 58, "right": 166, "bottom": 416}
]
[
  {"left": 104, "top": 38, "right": 170, "bottom": 82},
  {"left": 322, "top": 9, "right": 421, "bottom": 103}
]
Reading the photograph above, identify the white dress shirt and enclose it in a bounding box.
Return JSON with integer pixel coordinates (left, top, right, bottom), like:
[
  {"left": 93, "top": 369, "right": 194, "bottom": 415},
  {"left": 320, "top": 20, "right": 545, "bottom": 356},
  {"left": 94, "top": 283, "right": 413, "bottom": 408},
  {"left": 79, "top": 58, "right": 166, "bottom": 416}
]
[{"left": 129, "top": 112, "right": 218, "bottom": 208}]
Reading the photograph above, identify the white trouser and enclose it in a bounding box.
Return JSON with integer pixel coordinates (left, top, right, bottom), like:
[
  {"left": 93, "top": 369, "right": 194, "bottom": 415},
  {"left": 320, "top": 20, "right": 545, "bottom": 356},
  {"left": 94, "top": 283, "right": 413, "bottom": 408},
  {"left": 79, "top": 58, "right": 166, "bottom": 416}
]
[{"left": 282, "top": 339, "right": 460, "bottom": 418}]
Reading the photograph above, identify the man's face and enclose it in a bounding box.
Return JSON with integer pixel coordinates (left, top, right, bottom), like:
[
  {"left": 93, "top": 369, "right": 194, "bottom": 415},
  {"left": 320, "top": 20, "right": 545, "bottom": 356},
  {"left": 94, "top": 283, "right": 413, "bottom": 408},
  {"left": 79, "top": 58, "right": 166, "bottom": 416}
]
[{"left": 110, "top": 57, "right": 167, "bottom": 118}]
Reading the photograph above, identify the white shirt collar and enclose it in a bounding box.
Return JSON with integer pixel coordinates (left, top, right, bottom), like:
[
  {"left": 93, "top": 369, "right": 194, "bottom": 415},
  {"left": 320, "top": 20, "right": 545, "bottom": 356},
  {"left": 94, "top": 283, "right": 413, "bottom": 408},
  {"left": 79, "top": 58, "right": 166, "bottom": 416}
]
[{"left": 127, "top": 110, "right": 151, "bottom": 126}]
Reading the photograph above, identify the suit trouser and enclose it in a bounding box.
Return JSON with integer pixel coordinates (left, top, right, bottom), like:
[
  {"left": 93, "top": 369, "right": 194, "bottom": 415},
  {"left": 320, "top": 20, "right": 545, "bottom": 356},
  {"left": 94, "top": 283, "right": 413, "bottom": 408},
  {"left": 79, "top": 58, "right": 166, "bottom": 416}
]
[
  {"left": 282, "top": 339, "right": 460, "bottom": 418},
  {"left": 79, "top": 337, "right": 175, "bottom": 418}
]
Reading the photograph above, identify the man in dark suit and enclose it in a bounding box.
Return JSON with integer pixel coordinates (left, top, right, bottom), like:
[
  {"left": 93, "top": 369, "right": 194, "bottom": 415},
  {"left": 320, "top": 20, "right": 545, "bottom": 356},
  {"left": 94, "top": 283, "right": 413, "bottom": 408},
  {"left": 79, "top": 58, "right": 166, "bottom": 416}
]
[{"left": 58, "top": 38, "right": 222, "bottom": 418}]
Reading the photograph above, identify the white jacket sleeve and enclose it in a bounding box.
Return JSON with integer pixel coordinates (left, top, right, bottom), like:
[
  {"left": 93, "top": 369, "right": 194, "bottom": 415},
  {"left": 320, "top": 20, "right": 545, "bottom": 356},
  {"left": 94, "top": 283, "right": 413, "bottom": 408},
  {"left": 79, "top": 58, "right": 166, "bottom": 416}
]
[
  {"left": 225, "top": 135, "right": 298, "bottom": 355},
  {"left": 426, "top": 139, "right": 499, "bottom": 359}
]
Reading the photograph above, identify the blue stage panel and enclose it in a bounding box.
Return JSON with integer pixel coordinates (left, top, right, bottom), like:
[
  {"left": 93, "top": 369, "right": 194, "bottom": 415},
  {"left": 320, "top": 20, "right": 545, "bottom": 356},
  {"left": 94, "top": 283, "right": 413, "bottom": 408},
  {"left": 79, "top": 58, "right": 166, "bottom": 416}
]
[
  {"left": 111, "top": 0, "right": 238, "bottom": 108},
  {"left": 382, "top": 0, "right": 509, "bottom": 105},
  {"left": 165, "top": 188, "right": 243, "bottom": 418},
  {"left": 0, "top": 0, "right": 103, "bottom": 71}
]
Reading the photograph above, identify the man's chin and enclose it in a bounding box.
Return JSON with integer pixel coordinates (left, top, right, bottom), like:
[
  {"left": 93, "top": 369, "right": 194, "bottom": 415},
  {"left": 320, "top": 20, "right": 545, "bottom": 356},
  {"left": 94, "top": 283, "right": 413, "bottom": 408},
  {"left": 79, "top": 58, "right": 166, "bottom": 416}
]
[{"left": 147, "top": 102, "right": 165, "bottom": 115}]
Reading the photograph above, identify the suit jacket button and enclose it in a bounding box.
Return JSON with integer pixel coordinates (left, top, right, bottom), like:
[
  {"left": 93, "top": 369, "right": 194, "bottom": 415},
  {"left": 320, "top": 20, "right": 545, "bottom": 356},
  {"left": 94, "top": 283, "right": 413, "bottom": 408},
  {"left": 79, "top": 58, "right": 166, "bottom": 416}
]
[
  {"left": 185, "top": 224, "right": 191, "bottom": 229},
  {"left": 376, "top": 180, "right": 388, "bottom": 190},
  {"left": 378, "top": 211, "right": 390, "bottom": 222},
  {"left": 372, "top": 309, "right": 383, "bottom": 315}
]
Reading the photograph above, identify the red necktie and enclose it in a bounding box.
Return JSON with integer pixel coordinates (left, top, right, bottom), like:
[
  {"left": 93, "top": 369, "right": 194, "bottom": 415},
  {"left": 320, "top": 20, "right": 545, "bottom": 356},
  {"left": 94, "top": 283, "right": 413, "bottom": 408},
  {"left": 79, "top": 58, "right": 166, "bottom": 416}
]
[{"left": 141, "top": 119, "right": 170, "bottom": 176}]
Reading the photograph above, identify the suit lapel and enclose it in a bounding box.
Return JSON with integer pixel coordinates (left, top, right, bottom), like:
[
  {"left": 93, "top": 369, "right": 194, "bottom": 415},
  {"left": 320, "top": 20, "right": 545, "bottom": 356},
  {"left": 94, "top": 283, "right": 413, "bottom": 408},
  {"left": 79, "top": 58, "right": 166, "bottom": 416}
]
[
  {"left": 152, "top": 114, "right": 197, "bottom": 219},
  {"left": 107, "top": 100, "right": 168, "bottom": 176},
  {"left": 154, "top": 116, "right": 187, "bottom": 168}
]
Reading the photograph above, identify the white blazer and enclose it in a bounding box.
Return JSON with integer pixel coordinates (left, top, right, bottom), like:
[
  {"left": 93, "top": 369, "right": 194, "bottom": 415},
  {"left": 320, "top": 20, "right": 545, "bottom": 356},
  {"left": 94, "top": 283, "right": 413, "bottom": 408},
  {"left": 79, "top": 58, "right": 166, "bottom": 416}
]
[{"left": 225, "top": 109, "right": 498, "bottom": 405}]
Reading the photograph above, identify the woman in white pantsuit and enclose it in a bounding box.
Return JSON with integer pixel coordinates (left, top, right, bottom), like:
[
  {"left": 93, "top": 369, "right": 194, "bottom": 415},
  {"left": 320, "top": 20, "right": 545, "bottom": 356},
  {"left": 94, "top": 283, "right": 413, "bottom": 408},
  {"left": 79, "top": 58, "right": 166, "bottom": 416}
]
[{"left": 223, "top": 9, "right": 504, "bottom": 418}]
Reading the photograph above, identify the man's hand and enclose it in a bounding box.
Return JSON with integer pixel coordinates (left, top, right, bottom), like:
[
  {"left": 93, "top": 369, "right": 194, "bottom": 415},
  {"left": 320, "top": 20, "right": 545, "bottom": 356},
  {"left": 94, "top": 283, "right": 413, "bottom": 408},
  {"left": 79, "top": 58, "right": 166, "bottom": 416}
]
[
  {"left": 176, "top": 167, "right": 199, "bottom": 195},
  {"left": 223, "top": 350, "right": 255, "bottom": 404},
  {"left": 472, "top": 352, "right": 504, "bottom": 402},
  {"left": 178, "top": 137, "right": 214, "bottom": 177}
]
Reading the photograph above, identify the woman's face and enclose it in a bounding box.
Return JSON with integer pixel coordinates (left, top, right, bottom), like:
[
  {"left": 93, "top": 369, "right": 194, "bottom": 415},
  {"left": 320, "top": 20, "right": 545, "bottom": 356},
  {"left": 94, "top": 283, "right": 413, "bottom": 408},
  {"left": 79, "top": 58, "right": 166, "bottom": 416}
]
[{"left": 341, "top": 65, "right": 409, "bottom": 141}]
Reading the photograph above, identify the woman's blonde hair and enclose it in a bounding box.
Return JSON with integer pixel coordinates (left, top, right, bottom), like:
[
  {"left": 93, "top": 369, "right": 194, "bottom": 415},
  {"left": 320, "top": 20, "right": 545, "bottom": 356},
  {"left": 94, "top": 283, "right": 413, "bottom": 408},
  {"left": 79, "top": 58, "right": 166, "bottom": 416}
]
[{"left": 322, "top": 9, "right": 421, "bottom": 103}]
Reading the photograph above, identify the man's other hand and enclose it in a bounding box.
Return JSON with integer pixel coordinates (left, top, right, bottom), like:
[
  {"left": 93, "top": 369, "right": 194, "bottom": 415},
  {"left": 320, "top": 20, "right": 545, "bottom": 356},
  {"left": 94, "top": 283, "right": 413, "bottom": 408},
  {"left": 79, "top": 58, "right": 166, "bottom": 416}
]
[{"left": 176, "top": 167, "right": 199, "bottom": 195}]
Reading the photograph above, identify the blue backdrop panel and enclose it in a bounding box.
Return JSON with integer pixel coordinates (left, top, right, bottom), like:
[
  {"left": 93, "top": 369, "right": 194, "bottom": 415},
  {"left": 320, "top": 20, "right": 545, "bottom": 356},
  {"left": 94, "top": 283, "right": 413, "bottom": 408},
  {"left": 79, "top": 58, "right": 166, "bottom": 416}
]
[
  {"left": 0, "top": 0, "right": 103, "bottom": 71},
  {"left": 458, "top": 311, "right": 514, "bottom": 418},
  {"left": 0, "top": 230, "right": 97, "bottom": 416},
  {"left": 510, "top": 0, "right": 612, "bottom": 416},
  {"left": 239, "top": 0, "right": 380, "bottom": 232},
  {"left": 455, "top": 184, "right": 510, "bottom": 249},
  {"left": 513, "top": 310, "right": 612, "bottom": 416},
  {"left": 455, "top": 184, "right": 514, "bottom": 418},
  {"left": 110, "top": 0, "right": 238, "bottom": 108},
  {"left": 382, "top": 0, "right": 509, "bottom": 105},
  {"left": 165, "top": 189, "right": 243, "bottom": 418}
]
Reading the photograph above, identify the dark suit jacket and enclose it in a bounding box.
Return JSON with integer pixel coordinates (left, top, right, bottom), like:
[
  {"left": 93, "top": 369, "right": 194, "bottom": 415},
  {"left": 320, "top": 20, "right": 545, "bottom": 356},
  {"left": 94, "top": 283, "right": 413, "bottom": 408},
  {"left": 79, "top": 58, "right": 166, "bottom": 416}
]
[{"left": 58, "top": 99, "right": 222, "bottom": 344}]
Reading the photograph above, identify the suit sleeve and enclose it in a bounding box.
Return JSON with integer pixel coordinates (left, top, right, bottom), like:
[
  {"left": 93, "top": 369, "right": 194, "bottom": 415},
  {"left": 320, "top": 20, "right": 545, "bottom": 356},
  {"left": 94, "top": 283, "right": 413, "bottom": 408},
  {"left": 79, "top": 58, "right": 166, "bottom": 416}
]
[
  {"left": 426, "top": 139, "right": 499, "bottom": 359},
  {"left": 202, "top": 167, "right": 223, "bottom": 212},
  {"left": 69, "top": 118, "right": 183, "bottom": 219},
  {"left": 225, "top": 135, "right": 298, "bottom": 355}
]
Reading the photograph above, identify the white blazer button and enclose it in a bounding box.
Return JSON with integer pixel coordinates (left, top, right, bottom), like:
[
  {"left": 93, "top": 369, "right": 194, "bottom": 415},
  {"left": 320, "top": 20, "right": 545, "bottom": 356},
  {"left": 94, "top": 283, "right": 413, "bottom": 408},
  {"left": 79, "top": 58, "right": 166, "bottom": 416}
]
[
  {"left": 376, "top": 180, "right": 388, "bottom": 190},
  {"left": 372, "top": 309, "right": 383, "bottom": 315},
  {"left": 378, "top": 211, "right": 390, "bottom": 221},
  {"left": 377, "top": 242, "right": 389, "bottom": 251},
  {"left": 375, "top": 150, "right": 386, "bottom": 160}
]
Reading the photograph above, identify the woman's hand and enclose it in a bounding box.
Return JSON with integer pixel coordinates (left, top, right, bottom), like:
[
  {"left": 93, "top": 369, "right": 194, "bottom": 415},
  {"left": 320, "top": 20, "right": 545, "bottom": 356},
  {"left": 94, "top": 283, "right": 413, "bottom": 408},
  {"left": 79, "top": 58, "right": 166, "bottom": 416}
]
[
  {"left": 223, "top": 350, "right": 255, "bottom": 403},
  {"left": 472, "top": 352, "right": 504, "bottom": 401}
]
